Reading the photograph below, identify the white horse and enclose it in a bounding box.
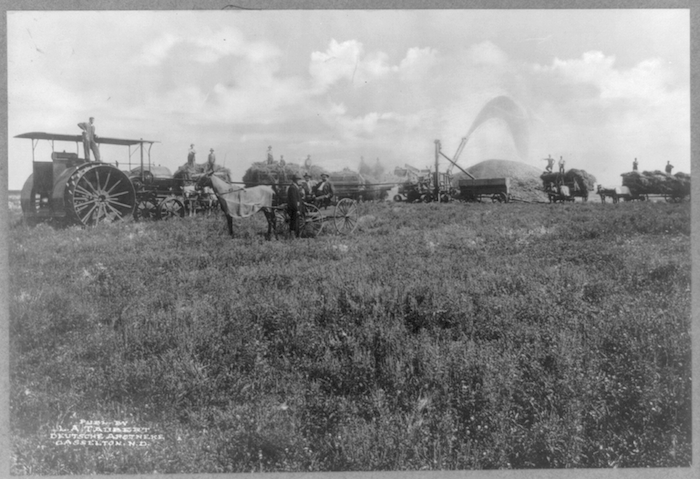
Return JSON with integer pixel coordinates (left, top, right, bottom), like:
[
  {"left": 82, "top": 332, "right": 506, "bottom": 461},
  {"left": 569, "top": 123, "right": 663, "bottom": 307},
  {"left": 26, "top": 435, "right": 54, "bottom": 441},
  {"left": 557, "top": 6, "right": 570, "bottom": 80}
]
[{"left": 199, "top": 174, "right": 279, "bottom": 240}]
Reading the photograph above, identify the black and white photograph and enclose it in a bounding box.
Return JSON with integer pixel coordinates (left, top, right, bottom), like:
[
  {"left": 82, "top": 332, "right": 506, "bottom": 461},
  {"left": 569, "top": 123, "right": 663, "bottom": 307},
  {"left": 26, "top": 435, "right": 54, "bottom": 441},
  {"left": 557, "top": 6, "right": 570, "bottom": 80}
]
[{"left": 3, "top": 1, "right": 696, "bottom": 476}]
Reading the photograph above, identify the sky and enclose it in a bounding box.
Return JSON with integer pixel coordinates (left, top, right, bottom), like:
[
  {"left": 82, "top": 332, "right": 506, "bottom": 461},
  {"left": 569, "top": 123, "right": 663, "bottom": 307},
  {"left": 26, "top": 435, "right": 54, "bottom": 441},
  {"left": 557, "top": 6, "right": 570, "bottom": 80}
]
[{"left": 6, "top": 8, "right": 691, "bottom": 190}]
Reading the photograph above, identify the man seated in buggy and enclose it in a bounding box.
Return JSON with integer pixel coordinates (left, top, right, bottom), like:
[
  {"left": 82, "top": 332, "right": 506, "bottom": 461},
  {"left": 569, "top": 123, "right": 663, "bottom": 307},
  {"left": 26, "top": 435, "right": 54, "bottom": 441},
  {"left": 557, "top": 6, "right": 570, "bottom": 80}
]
[{"left": 308, "top": 173, "right": 334, "bottom": 209}]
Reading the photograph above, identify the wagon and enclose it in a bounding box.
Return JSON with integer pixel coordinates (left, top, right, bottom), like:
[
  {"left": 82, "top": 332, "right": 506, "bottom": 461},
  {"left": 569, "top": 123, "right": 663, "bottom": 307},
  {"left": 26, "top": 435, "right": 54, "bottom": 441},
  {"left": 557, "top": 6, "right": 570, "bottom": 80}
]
[
  {"left": 131, "top": 167, "right": 222, "bottom": 220},
  {"left": 620, "top": 171, "right": 691, "bottom": 203},
  {"left": 544, "top": 184, "right": 575, "bottom": 203},
  {"left": 457, "top": 177, "right": 511, "bottom": 203},
  {"left": 272, "top": 196, "right": 360, "bottom": 238}
]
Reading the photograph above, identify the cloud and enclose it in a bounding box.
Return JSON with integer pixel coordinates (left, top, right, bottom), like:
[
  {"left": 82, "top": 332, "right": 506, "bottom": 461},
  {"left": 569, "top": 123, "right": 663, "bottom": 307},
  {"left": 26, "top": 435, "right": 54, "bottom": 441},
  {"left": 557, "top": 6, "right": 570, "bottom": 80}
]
[
  {"left": 466, "top": 41, "right": 510, "bottom": 67},
  {"left": 535, "top": 51, "right": 674, "bottom": 104},
  {"left": 136, "top": 27, "right": 281, "bottom": 66}
]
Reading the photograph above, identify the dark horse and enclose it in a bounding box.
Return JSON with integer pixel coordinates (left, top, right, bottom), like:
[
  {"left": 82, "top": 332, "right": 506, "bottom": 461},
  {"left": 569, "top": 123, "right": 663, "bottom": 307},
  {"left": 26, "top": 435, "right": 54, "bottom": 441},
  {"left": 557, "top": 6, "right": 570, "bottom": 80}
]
[{"left": 197, "top": 174, "right": 281, "bottom": 240}]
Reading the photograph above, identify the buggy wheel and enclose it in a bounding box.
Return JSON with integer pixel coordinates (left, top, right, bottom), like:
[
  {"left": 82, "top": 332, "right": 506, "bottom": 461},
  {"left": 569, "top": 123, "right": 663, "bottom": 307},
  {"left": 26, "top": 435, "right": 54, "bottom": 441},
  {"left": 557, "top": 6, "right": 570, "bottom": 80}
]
[
  {"left": 65, "top": 164, "right": 136, "bottom": 226},
  {"left": 334, "top": 198, "right": 358, "bottom": 235},
  {"left": 274, "top": 208, "right": 291, "bottom": 239},
  {"left": 300, "top": 203, "right": 324, "bottom": 238},
  {"left": 393, "top": 194, "right": 403, "bottom": 202},
  {"left": 157, "top": 196, "right": 185, "bottom": 220}
]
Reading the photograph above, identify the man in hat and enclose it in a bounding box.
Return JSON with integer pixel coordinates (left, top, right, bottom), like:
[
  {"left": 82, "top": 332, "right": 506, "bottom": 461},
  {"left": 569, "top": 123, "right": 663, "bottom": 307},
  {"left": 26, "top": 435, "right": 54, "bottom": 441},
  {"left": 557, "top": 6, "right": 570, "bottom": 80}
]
[
  {"left": 77, "top": 117, "right": 100, "bottom": 161},
  {"left": 287, "top": 173, "right": 303, "bottom": 238},
  {"left": 633, "top": 158, "right": 639, "bottom": 171},
  {"left": 301, "top": 172, "right": 316, "bottom": 200},
  {"left": 206, "top": 148, "right": 217, "bottom": 175},
  {"left": 315, "top": 173, "right": 334, "bottom": 209},
  {"left": 665, "top": 160, "right": 674, "bottom": 174},
  {"left": 542, "top": 154, "right": 554, "bottom": 173},
  {"left": 267, "top": 146, "right": 274, "bottom": 165},
  {"left": 188, "top": 144, "right": 196, "bottom": 163}
]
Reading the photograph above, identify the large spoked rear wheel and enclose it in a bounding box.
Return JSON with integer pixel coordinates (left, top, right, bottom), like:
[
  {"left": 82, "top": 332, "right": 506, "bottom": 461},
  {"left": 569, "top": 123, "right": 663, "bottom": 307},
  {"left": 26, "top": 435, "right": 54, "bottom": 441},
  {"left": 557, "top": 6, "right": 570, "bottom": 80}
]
[
  {"left": 158, "top": 196, "right": 186, "bottom": 220},
  {"left": 333, "top": 198, "right": 358, "bottom": 235},
  {"left": 300, "top": 203, "right": 324, "bottom": 238},
  {"left": 65, "top": 164, "right": 136, "bottom": 226}
]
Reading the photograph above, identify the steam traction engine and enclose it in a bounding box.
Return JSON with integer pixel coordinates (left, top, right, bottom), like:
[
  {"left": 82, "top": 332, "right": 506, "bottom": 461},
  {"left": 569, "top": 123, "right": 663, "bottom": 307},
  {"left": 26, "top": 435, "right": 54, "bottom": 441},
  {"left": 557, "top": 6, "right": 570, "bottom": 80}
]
[{"left": 17, "top": 132, "right": 157, "bottom": 226}]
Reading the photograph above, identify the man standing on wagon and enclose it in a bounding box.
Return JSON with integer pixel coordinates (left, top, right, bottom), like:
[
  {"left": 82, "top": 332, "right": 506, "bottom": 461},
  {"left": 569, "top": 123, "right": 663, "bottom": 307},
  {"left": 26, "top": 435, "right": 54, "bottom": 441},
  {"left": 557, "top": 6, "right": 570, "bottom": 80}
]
[
  {"left": 287, "top": 173, "right": 303, "bottom": 238},
  {"left": 206, "top": 148, "right": 217, "bottom": 175},
  {"left": 543, "top": 154, "right": 554, "bottom": 173}
]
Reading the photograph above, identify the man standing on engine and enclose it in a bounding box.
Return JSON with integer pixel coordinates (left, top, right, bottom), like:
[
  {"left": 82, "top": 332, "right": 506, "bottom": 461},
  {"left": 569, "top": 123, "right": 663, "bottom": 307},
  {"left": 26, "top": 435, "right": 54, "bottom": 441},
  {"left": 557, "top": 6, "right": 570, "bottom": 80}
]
[
  {"left": 78, "top": 117, "right": 100, "bottom": 161},
  {"left": 665, "top": 161, "right": 674, "bottom": 174}
]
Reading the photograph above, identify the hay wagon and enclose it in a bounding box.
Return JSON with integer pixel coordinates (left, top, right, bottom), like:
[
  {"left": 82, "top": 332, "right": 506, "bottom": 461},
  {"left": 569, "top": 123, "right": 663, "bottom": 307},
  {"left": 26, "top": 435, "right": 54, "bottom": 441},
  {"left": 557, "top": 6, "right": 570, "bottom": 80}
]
[
  {"left": 457, "top": 177, "right": 511, "bottom": 203},
  {"left": 131, "top": 166, "right": 224, "bottom": 220},
  {"left": 540, "top": 171, "right": 591, "bottom": 203},
  {"left": 543, "top": 184, "right": 575, "bottom": 203},
  {"left": 621, "top": 171, "right": 690, "bottom": 203}
]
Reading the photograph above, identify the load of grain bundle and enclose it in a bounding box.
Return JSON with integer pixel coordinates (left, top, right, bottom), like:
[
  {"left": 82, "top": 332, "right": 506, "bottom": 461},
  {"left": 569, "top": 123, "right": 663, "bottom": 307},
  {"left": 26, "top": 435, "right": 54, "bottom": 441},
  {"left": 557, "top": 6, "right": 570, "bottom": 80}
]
[
  {"left": 242, "top": 162, "right": 328, "bottom": 186},
  {"left": 173, "top": 162, "right": 232, "bottom": 182},
  {"left": 540, "top": 169, "right": 596, "bottom": 192},
  {"left": 621, "top": 170, "right": 690, "bottom": 198},
  {"left": 566, "top": 169, "right": 597, "bottom": 191}
]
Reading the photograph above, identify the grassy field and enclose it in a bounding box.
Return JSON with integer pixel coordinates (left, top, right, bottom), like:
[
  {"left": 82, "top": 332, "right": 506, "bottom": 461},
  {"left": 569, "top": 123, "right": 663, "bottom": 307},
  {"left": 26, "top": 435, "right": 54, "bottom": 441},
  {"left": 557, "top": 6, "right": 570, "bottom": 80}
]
[{"left": 8, "top": 198, "right": 692, "bottom": 474}]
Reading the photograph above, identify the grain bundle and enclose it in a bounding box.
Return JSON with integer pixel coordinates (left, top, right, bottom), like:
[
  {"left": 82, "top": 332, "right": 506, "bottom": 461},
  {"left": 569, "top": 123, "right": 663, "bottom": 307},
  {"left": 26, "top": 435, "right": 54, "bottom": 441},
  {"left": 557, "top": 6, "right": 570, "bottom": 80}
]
[
  {"left": 242, "top": 162, "right": 328, "bottom": 186},
  {"left": 540, "top": 169, "right": 596, "bottom": 191}
]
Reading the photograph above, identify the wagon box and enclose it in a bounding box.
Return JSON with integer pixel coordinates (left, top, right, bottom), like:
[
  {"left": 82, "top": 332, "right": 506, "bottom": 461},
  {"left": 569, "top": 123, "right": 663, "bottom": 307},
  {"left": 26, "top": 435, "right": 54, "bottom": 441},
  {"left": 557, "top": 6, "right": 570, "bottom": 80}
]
[{"left": 457, "top": 177, "right": 511, "bottom": 202}]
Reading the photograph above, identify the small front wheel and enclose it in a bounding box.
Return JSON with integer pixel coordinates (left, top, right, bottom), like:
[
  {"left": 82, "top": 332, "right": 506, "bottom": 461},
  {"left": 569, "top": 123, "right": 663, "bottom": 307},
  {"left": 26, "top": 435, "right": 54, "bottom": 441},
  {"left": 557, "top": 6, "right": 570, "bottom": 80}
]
[
  {"left": 300, "top": 203, "right": 324, "bottom": 238},
  {"left": 157, "top": 197, "right": 185, "bottom": 220}
]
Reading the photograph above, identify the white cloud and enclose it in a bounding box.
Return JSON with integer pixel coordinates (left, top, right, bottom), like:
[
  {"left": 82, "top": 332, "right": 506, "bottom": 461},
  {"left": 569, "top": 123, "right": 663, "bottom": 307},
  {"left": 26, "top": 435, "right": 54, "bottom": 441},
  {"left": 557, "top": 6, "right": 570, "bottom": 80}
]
[
  {"left": 138, "top": 33, "right": 179, "bottom": 66},
  {"left": 466, "top": 41, "right": 509, "bottom": 67},
  {"left": 536, "top": 51, "right": 674, "bottom": 104}
]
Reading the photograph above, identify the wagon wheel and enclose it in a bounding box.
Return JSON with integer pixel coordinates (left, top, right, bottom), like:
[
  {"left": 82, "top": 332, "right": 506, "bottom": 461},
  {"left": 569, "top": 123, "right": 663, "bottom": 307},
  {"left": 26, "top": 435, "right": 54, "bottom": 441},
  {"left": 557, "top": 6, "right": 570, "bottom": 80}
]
[
  {"left": 393, "top": 194, "right": 403, "bottom": 202},
  {"left": 134, "top": 194, "right": 159, "bottom": 221},
  {"left": 334, "top": 198, "right": 358, "bottom": 235},
  {"left": 300, "top": 203, "right": 324, "bottom": 238},
  {"left": 492, "top": 192, "right": 508, "bottom": 203},
  {"left": 157, "top": 196, "right": 185, "bottom": 220},
  {"left": 65, "top": 164, "right": 136, "bottom": 226}
]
